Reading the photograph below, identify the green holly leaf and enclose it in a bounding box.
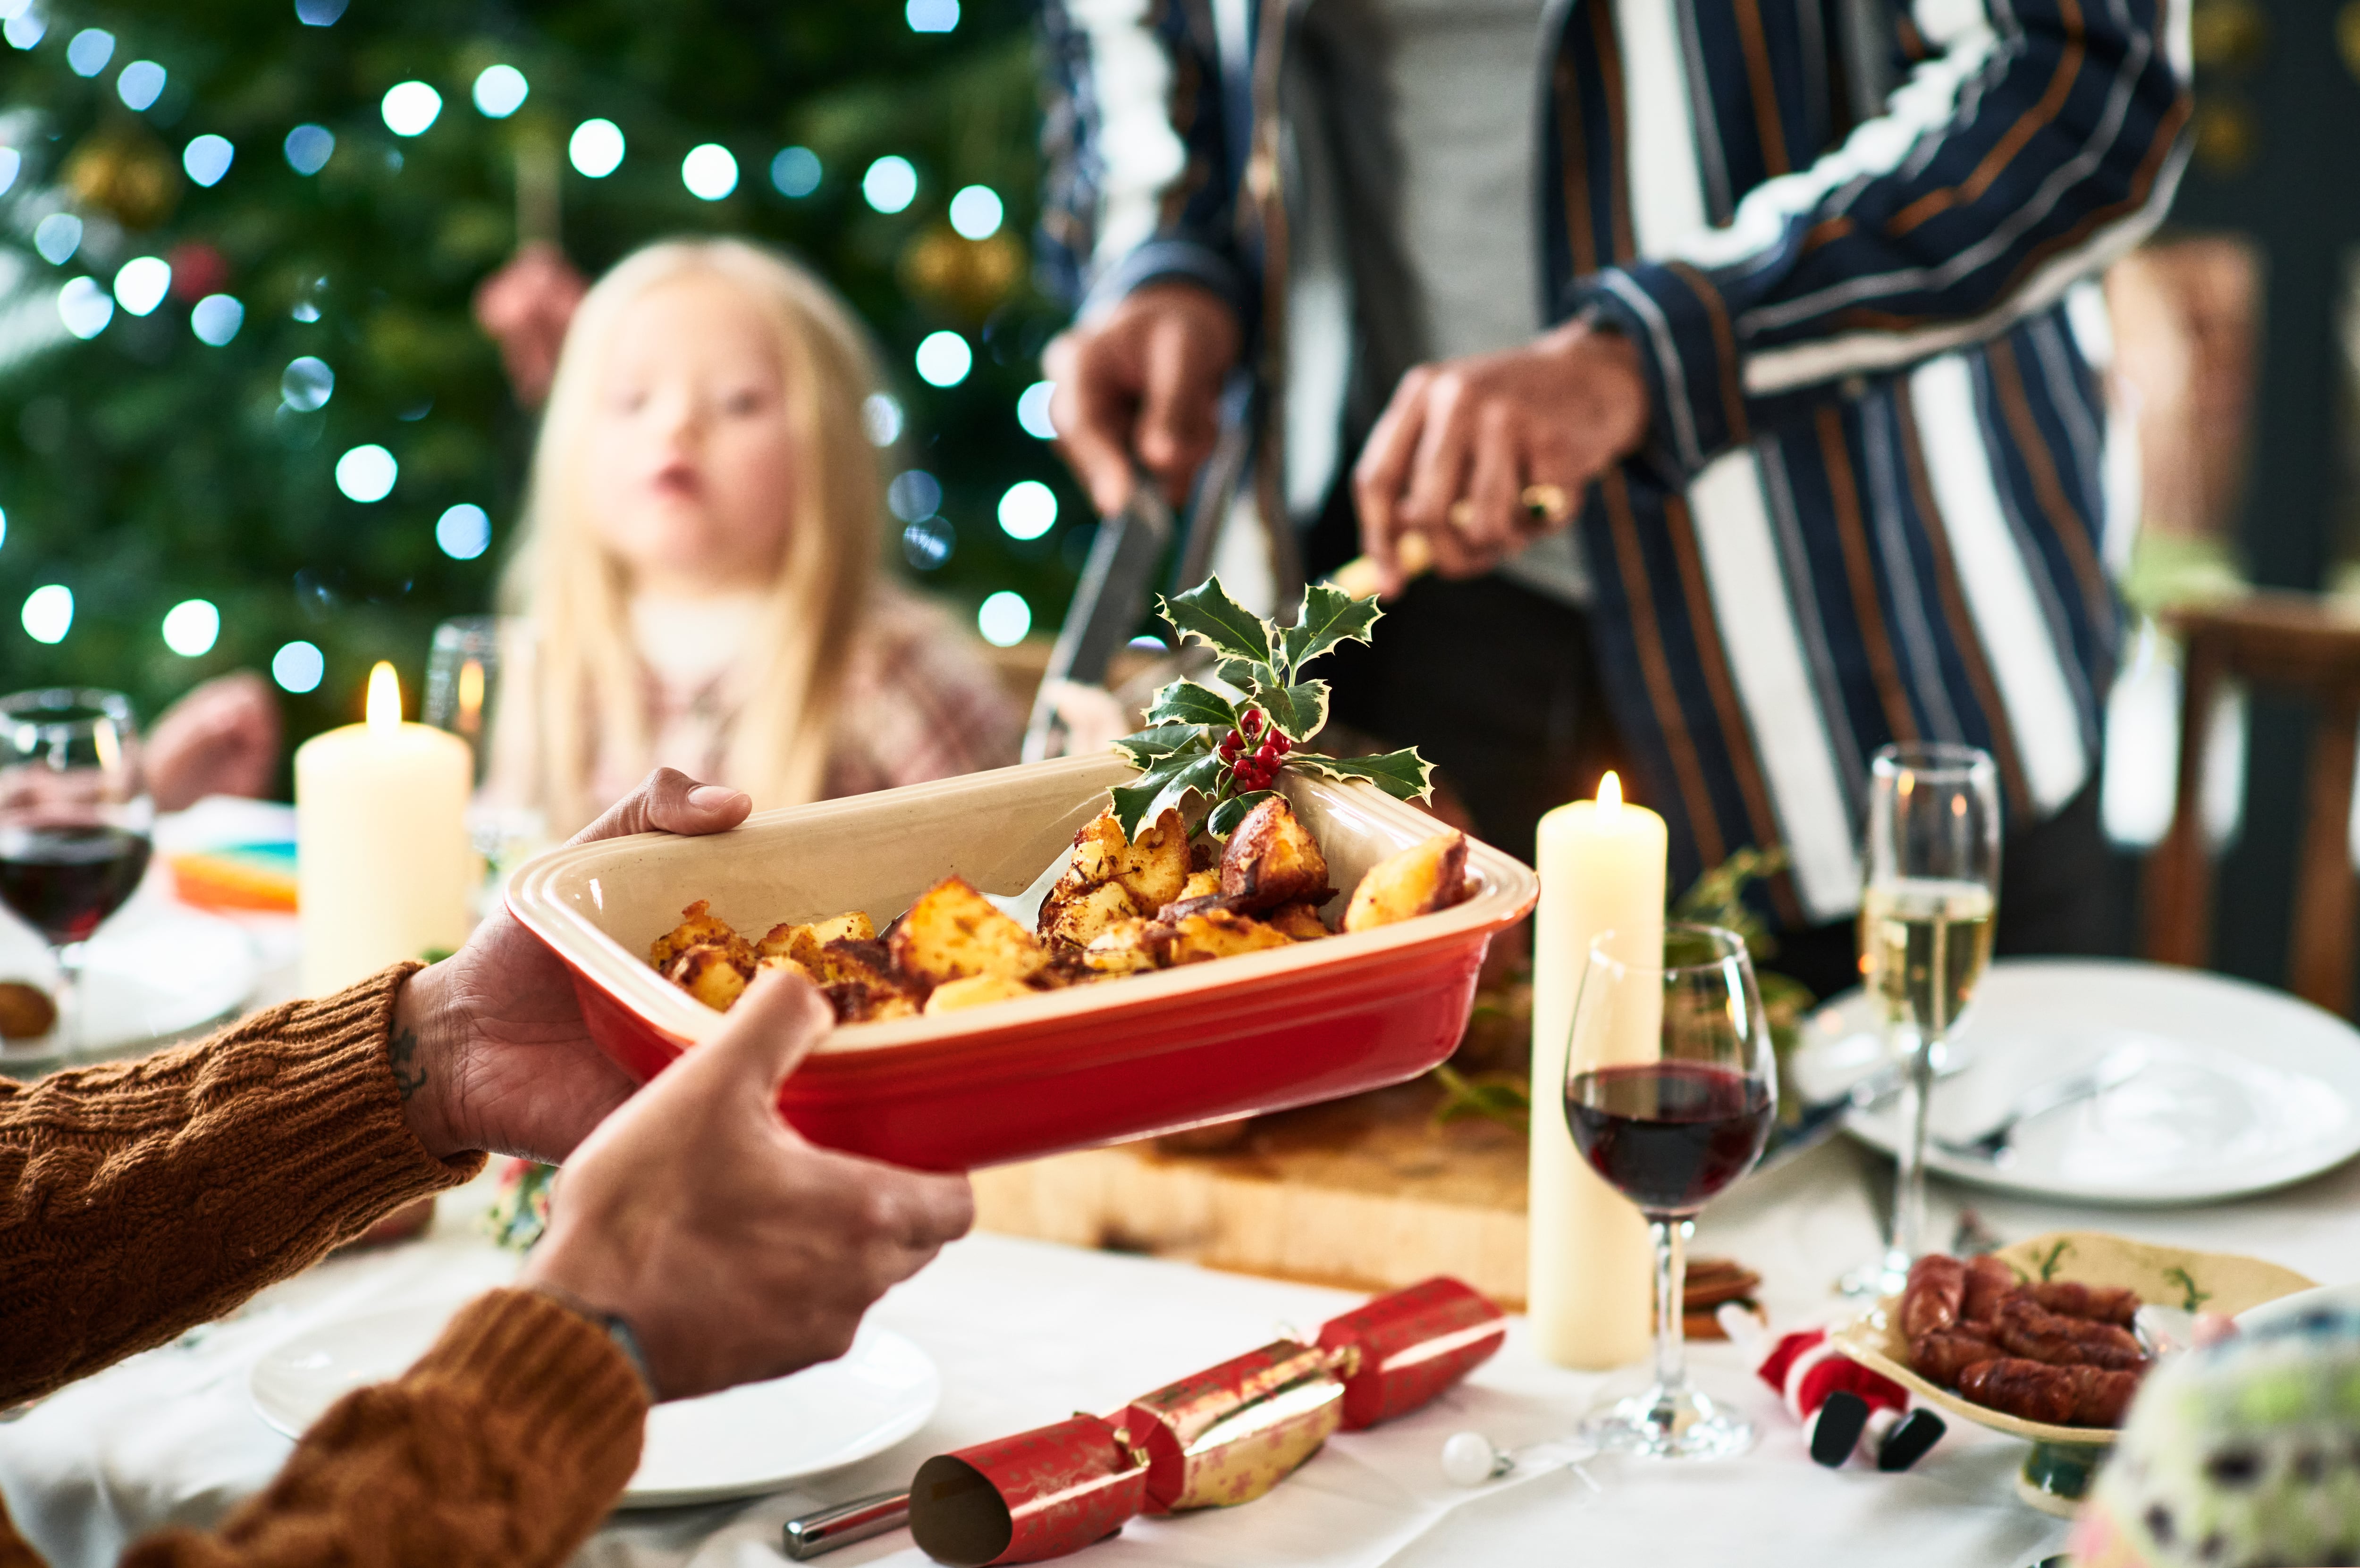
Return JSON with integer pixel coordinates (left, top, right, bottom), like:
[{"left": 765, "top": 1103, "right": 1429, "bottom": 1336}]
[
  {"left": 1160, "top": 576, "right": 1273, "bottom": 667},
  {"left": 1146, "top": 680, "right": 1240, "bottom": 730},
  {"left": 1287, "top": 747, "right": 1436, "bottom": 803},
  {"left": 1280, "top": 581, "right": 1382, "bottom": 677},
  {"left": 1206, "top": 789, "right": 1276, "bottom": 839},
  {"left": 1140, "top": 753, "right": 1230, "bottom": 830},
  {"left": 1259, "top": 681, "right": 1329, "bottom": 743},
  {"left": 1109, "top": 744, "right": 1207, "bottom": 839},
  {"left": 1110, "top": 722, "right": 1204, "bottom": 771}
]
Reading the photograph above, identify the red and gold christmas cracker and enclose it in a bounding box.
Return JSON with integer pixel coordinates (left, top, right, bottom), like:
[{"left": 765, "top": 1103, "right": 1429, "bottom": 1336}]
[{"left": 905, "top": 1276, "right": 1506, "bottom": 1565}]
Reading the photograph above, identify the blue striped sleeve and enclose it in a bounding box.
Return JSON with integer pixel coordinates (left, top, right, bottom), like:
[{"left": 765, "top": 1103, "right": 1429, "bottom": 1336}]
[{"left": 1574, "top": 0, "right": 2191, "bottom": 483}]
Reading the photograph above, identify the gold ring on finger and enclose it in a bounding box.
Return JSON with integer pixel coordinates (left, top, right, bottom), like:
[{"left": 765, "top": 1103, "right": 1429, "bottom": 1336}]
[{"left": 1520, "top": 484, "right": 1571, "bottom": 525}]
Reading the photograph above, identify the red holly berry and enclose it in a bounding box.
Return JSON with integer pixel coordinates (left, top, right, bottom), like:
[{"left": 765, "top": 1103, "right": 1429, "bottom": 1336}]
[{"left": 1241, "top": 709, "right": 1263, "bottom": 737}]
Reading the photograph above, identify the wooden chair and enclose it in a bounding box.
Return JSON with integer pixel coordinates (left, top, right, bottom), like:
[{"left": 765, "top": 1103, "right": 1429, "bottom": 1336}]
[{"left": 2145, "top": 591, "right": 2360, "bottom": 1013}]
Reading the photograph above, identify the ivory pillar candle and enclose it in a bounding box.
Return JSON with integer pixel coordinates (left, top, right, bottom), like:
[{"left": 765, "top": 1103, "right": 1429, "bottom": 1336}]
[
  {"left": 296, "top": 662, "right": 473, "bottom": 996},
  {"left": 1527, "top": 771, "right": 1663, "bottom": 1369}
]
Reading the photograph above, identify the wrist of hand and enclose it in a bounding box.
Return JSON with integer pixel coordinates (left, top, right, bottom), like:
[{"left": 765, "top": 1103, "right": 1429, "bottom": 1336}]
[
  {"left": 522, "top": 1279, "right": 658, "bottom": 1399},
  {"left": 391, "top": 963, "right": 474, "bottom": 1160},
  {"left": 1537, "top": 317, "right": 1651, "bottom": 462}
]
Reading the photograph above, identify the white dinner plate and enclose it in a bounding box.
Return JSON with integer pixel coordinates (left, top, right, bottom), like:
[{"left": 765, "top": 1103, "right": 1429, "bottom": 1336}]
[
  {"left": 1806, "top": 958, "right": 2360, "bottom": 1206},
  {"left": 0, "top": 881, "right": 257, "bottom": 1064},
  {"left": 252, "top": 1301, "right": 940, "bottom": 1507},
  {"left": 2236, "top": 1280, "right": 2360, "bottom": 1333}
]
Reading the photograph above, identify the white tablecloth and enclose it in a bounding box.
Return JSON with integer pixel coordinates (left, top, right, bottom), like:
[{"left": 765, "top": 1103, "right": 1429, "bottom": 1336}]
[{"left": 8, "top": 1132, "right": 2360, "bottom": 1568}]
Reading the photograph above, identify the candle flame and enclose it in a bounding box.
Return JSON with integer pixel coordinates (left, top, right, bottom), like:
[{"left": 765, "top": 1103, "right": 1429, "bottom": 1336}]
[
  {"left": 366, "top": 661, "right": 403, "bottom": 731},
  {"left": 1597, "top": 770, "right": 1623, "bottom": 812},
  {"left": 456, "top": 658, "right": 485, "bottom": 737}
]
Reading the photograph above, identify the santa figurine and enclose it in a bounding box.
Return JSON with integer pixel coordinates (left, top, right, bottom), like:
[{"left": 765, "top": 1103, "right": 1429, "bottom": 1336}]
[{"left": 1717, "top": 1305, "right": 1946, "bottom": 1471}]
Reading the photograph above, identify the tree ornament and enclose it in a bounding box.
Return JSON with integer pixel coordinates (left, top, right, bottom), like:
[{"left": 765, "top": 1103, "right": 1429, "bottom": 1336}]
[
  {"left": 64, "top": 128, "right": 180, "bottom": 230},
  {"left": 899, "top": 225, "right": 1025, "bottom": 322}
]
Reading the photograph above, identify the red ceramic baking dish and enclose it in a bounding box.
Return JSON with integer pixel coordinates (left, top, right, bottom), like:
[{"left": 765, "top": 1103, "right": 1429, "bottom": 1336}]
[{"left": 506, "top": 753, "right": 1539, "bottom": 1170}]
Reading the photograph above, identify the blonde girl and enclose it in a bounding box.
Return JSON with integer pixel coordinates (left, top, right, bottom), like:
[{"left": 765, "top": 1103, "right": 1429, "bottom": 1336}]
[{"left": 497, "top": 238, "right": 1018, "bottom": 835}]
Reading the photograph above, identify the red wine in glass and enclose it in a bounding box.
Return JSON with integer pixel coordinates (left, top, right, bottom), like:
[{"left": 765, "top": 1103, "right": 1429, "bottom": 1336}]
[
  {"left": 1566, "top": 1061, "right": 1774, "bottom": 1215},
  {"left": 0, "top": 825, "right": 154, "bottom": 946}
]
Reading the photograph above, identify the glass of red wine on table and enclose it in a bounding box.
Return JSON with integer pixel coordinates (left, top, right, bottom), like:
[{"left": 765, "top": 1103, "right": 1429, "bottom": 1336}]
[
  {"left": 1564, "top": 922, "right": 1777, "bottom": 1460},
  {"left": 0, "top": 689, "right": 154, "bottom": 1055}
]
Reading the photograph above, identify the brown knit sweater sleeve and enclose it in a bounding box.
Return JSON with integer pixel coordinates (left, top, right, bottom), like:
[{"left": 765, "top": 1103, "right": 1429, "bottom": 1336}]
[
  {"left": 0, "top": 963, "right": 483, "bottom": 1406},
  {"left": 118, "top": 1289, "right": 647, "bottom": 1568}
]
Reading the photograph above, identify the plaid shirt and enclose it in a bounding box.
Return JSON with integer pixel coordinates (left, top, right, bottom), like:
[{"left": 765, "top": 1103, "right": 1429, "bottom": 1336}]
[{"left": 1039, "top": 0, "right": 2191, "bottom": 922}]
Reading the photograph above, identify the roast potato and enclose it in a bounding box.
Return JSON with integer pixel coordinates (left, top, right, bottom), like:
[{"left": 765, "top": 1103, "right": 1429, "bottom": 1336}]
[
  {"left": 1265, "top": 899, "right": 1332, "bottom": 941},
  {"left": 651, "top": 899, "right": 751, "bottom": 972},
  {"left": 924, "top": 973, "right": 1038, "bottom": 1014},
  {"left": 757, "top": 911, "right": 876, "bottom": 970},
  {"left": 667, "top": 944, "right": 750, "bottom": 1011},
  {"left": 1081, "top": 918, "right": 1166, "bottom": 975},
  {"left": 1220, "top": 797, "right": 1330, "bottom": 911},
  {"left": 1342, "top": 831, "right": 1470, "bottom": 932},
  {"left": 892, "top": 875, "right": 1047, "bottom": 985},
  {"left": 826, "top": 979, "right": 922, "bottom": 1023},
  {"left": 1164, "top": 908, "right": 1295, "bottom": 965},
  {"left": 1042, "top": 879, "right": 1140, "bottom": 950},
  {"left": 1068, "top": 807, "right": 1191, "bottom": 913}
]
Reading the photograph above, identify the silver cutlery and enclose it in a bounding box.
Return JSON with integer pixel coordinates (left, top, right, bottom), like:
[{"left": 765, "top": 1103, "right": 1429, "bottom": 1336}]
[
  {"left": 1930, "top": 1045, "right": 2148, "bottom": 1164},
  {"left": 783, "top": 1490, "right": 910, "bottom": 1560}
]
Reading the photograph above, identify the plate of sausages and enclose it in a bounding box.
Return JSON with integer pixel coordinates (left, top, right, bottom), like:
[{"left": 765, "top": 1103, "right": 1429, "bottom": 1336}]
[{"left": 1829, "top": 1231, "right": 2316, "bottom": 1447}]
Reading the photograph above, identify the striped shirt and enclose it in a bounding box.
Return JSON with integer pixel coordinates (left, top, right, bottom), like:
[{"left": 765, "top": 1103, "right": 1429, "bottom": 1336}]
[{"left": 1038, "top": 0, "right": 2191, "bottom": 922}]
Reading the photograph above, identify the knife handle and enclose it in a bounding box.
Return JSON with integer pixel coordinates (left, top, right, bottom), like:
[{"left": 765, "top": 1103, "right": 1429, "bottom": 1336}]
[{"left": 781, "top": 1490, "right": 910, "bottom": 1560}]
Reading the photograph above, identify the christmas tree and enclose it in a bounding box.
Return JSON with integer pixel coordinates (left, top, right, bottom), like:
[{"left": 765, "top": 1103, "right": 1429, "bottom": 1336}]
[{"left": 0, "top": 0, "right": 1080, "bottom": 774}]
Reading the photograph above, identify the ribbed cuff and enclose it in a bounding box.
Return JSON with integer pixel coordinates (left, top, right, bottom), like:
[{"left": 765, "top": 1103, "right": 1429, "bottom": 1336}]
[
  {"left": 1573, "top": 260, "right": 1752, "bottom": 485},
  {"left": 409, "top": 1289, "right": 649, "bottom": 1499},
  {"left": 1081, "top": 237, "right": 1255, "bottom": 331}
]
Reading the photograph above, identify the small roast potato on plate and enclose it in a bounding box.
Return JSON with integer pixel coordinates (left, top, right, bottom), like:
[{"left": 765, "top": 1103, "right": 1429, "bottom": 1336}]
[
  {"left": 1220, "top": 797, "right": 1330, "bottom": 912},
  {"left": 667, "top": 945, "right": 750, "bottom": 1012},
  {"left": 924, "top": 973, "right": 1037, "bottom": 1015},
  {"left": 1344, "top": 831, "right": 1469, "bottom": 932},
  {"left": 1041, "top": 880, "right": 1140, "bottom": 950},
  {"left": 1165, "top": 909, "right": 1295, "bottom": 965},
  {"left": 756, "top": 911, "right": 876, "bottom": 971},
  {"left": 650, "top": 899, "right": 752, "bottom": 973}
]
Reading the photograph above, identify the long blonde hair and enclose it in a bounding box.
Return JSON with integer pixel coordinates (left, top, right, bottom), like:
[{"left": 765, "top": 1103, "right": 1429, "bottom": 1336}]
[{"left": 501, "top": 238, "right": 885, "bottom": 832}]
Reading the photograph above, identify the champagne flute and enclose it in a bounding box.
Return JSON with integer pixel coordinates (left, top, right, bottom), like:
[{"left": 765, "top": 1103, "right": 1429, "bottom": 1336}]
[
  {"left": 0, "top": 689, "right": 154, "bottom": 1054},
  {"left": 1565, "top": 923, "right": 1777, "bottom": 1459},
  {"left": 1845, "top": 742, "right": 2000, "bottom": 1299}
]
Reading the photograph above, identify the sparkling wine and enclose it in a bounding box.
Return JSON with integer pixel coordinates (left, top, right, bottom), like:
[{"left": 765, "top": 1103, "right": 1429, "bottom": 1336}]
[
  {"left": 1859, "top": 877, "right": 1995, "bottom": 1037},
  {"left": 1565, "top": 1062, "right": 1773, "bottom": 1215},
  {"left": 0, "top": 825, "right": 152, "bottom": 945}
]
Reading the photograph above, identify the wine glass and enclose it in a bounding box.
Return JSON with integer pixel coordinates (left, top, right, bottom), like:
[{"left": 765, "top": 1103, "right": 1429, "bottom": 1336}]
[
  {"left": 1843, "top": 742, "right": 2000, "bottom": 1299},
  {"left": 1564, "top": 922, "right": 1777, "bottom": 1459},
  {"left": 424, "top": 616, "right": 548, "bottom": 893},
  {"left": 0, "top": 689, "right": 154, "bottom": 1054}
]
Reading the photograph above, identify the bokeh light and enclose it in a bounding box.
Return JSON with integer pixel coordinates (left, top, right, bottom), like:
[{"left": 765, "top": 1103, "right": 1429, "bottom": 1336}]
[
  {"left": 161, "top": 599, "right": 220, "bottom": 657},
  {"left": 771, "top": 146, "right": 820, "bottom": 197},
  {"left": 191, "top": 294, "right": 244, "bottom": 346},
  {"left": 998, "top": 480, "right": 1058, "bottom": 540},
  {"left": 5, "top": 12, "right": 48, "bottom": 48},
  {"left": 436, "top": 503, "right": 491, "bottom": 560},
  {"left": 381, "top": 81, "right": 441, "bottom": 136},
  {"left": 294, "top": 0, "right": 348, "bottom": 25},
  {"left": 335, "top": 444, "right": 397, "bottom": 502},
  {"left": 33, "top": 213, "right": 81, "bottom": 266},
  {"left": 183, "top": 134, "right": 234, "bottom": 186},
  {"left": 472, "top": 64, "right": 528, "bottom": 118},
  {"left": 949, "top": 184, "right": 1003, "bottom": 240},
  {"left": 20, "top": 584, "right": 72, "bottom": 644},
  {"left": 0, "top": 148, "right": 18, "bottom": 196},
  {"left": 862, "top": 155, "right": 916, "bottom": 214},
  {"left": 902, "top": 517, "right": 953, "bottom": 570},
  {"left": 977, "top": 590, "right": 1031, "bottom": 647},
  {"left": 861, "top": 392, "right": 904, "bottom": 447},
  {"left": 570, "top": 118, "right": 624, "bottom": 177},
  {"left": 1017, "top": 381, "right": 1057, "bottom": 439},
  {"left": 65, "top": 27, "right": 111, "bottom": 76},
  {"left": 272, "top": 640, "right": 325, "bottom": 693},
  {"left": 117, "top": 60, "right": 165, "bottom": 111},
  {"left": 887, "top": 470, "right": 943, "bottom": 522},
  {"left": 906, "top": 0, "right": 960, "bottom": 32},
  {"left": 281, "top": 355, "right": 333, "bottom": 411},
  {"left": 284, "top": 125, "right": 334, "bottom": 175},
  {"left": 682, "top": 143, "right": 738, "bottom": 200},
  {"left": 113, "top": 256, "right": 170, "bottom": 316},
  {"left": 914, "top": 330, "right": 971, "bottom": 387},
  {"left": 57, "top": 277, "right": 112, "bottom": 339}
]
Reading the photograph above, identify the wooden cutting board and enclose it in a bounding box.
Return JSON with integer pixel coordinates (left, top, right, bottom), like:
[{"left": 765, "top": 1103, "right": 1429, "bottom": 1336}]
[{"left": 971, "top": 1081, "right": 1536, "bottom": 1307}]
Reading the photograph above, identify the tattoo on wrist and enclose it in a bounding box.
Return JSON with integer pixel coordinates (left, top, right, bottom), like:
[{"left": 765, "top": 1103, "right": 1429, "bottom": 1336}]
[{"left": 388, "top": 1025, "right": 428, "bottom": 1102}]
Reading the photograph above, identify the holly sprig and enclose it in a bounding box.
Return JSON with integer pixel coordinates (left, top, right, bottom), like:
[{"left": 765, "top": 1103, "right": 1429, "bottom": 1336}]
[{"left": 1107, "top": 577, "right": 1435, "bottom": 839}]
